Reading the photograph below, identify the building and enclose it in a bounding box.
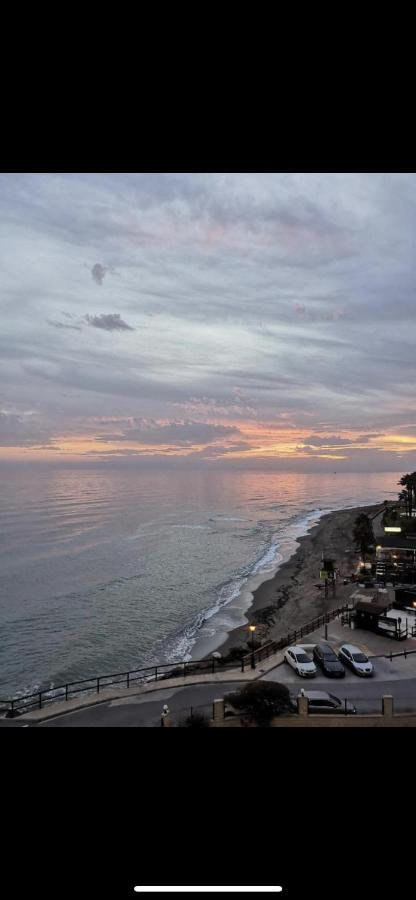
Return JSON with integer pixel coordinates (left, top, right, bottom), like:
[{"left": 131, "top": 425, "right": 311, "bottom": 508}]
[
  {"left": 376, "top": 534, "right": 416, "bottom": 585},
  {"left": 353, "top": 593, "right": 409, "bottom": 639}
]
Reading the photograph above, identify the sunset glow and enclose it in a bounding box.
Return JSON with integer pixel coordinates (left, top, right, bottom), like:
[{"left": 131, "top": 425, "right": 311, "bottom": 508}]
[{"left": 1, "top": 173, "right": 416, "bottom": 473}]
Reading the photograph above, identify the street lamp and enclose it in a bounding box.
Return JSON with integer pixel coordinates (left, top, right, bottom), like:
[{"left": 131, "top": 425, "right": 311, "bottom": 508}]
[{"left": 249, "top": 624, "right": 257, "bottom": 669}]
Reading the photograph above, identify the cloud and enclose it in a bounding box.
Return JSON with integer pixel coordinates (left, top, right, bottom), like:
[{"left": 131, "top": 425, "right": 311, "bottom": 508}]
[
  {"left": 47, "top": 319, "right": 82, "bottom": 331},
  {"left": 185, "top": 441, "right": 258, "bottom": 459},
  {"left": 91, "top": 263, "right": 108, "bottom": 285},
  {"left": 2, "top": 172, "right": 416, "bottom": 470},
  {"left": 299, "top": 433, "right": 384, "bottom": 448},
  {"left": 95, "top": 419, "right": 241, "bottom": 446},
  {"left": 294, "top": 303, "right": 345, "bottom": 322},
  {"left": 84, "top": 313, "right": 134, "bottom": 332},
  {"left": 0, "top": 410, "right": 53, "bottom": 447},
  {"left": 173, "top": 394, "right": 258, "bottom": 418}
]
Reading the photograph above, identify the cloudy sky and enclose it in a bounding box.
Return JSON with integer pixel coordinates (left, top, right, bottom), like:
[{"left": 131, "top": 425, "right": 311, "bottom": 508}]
[{"left": 1, "top": 172, "right": 415, "bottom": 471}]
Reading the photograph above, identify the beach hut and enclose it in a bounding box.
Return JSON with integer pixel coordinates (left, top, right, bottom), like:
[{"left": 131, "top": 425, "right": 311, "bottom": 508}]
[{"left": 354, "top": 594, "right": 406, "bottom": 639}]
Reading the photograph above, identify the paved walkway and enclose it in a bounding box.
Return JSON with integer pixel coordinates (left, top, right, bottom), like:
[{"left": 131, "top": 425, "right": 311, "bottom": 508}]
[{"left": 10, "top": 650, "right": 286, "bottom": 724}]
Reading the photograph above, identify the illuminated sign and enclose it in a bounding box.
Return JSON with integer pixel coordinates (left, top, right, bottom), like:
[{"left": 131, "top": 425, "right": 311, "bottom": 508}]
[{"left": 384, "top": 527, "right": 402, "bottom": 533}]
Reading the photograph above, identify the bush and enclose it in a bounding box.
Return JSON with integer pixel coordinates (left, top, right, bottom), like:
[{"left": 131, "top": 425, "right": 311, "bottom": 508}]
[
  {"left": 223, "top": 646, "right": 248, "bottom": 663},
  {"left": 224, "top": 681, "right": 292, "bottom": 727},
  {"left": 178, "top": 711, "right": 210, "bottom": 728}
]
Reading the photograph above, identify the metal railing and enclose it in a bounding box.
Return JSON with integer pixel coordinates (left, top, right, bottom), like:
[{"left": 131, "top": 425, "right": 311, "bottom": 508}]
[
  {"left": 0, "top": 656, "right": 241, "bottom": 718},
  {"left": 6, "top": 599, "right": 410, "bottom": 718},
  {"left": 240, "top": 604, "right": 350, "bottom": 671},
  {"left": 1, "top": 604, "right": 348, "bottom": 716}
]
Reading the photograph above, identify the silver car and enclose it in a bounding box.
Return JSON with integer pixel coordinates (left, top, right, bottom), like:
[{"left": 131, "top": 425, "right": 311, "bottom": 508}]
[
  {"left": 290, "top": 690, "right": 357, "bottom": 714},
  {"left": 338, "top": 643, "right": 373, "bottom": 676}
]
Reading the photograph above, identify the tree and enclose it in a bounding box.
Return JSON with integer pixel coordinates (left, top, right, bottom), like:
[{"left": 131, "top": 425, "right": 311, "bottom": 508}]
[
  {"left": 382, "top": 506, "right": 400, "bottom": 528},
  {"left": 410, "top": 472, "right": 416, "bottom": 515},
  {"left": 399, "top": 489, "right": 410, "bottom": 518},
  {"left": 398, "top": 474, "right": 414, "bottom": 519},
  {"left": 352, "top": 513, "right": 375, "bottom": 560},
  {"left": 224, "top": 681, "right": 292, "bottom": 727}
]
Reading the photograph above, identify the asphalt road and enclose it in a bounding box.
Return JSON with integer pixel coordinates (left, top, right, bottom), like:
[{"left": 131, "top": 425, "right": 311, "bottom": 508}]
[{"left": 35, "top": 681, "right": 247, "bottom": 727}]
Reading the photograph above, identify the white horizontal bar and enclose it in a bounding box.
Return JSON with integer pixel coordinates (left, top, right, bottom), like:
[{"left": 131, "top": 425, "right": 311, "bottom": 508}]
[{"left": 134, "top": 889, "right": 283, "bottom": 894}]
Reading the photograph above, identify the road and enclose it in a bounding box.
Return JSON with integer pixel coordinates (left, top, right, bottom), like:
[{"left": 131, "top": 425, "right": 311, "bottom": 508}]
[{"left": 35, "top": 681, "right": 247, "bottom": 727}]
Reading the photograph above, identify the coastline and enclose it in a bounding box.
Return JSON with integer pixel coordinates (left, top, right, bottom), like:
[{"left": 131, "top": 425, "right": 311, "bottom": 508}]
[{"left": 208, "top": 502, "right": 384, "bottom": 659}]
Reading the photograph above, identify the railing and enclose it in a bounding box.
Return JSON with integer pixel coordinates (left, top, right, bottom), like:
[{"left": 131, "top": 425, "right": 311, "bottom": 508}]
[
  {"left": 0, "top": 656, "right": 241, "bottom": 718},
  {"left": 240, "top": 604, "right": 350, "bottom": 671},
  {"left": 4, "top": 599, "right": 402, "bottom": 718}
]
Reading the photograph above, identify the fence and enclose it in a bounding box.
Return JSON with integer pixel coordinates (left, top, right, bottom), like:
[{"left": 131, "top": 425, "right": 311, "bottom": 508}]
[
  {"left": 241, "top": 604, "right": 350, "bottom": 671},
  {"left": 0, "top": 603, "right": 351, "bottom": 716},
  {"left": 4, "top": 599, "right": 408, "bottom": 719},
  {"left": 0, "top": 656, "right": 240, "bottom": 718}
]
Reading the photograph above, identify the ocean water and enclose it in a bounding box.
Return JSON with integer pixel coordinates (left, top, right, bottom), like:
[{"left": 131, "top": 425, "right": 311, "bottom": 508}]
[{"left": 0, "top": 467, "right": 400, "bottom": 696}]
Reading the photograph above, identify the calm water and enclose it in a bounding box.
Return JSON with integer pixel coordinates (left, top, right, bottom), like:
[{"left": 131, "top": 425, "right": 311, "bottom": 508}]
[{"left": 0, "top": 468, "right": 399, "bottom": 695}]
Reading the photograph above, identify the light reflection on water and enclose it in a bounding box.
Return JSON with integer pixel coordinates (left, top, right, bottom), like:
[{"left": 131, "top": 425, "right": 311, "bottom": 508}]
[{"left": 0, "top": 467, "right": 399, "bottom": 695}]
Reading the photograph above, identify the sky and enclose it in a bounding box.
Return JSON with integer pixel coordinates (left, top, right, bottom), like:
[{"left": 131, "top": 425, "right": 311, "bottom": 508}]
[{"left": 1, "top": 171, "right": 415, "bottom": 472}]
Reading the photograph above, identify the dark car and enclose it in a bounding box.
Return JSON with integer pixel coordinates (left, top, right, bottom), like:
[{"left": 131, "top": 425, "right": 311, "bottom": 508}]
[
  {"left": 312, "top": 642, "right": 346, "bottom": 678},
  {"left": 290, "top": 691, "right": 356, "bottom": 714}
]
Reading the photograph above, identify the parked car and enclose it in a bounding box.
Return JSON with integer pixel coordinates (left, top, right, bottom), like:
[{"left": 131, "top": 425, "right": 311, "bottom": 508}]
[
  {"left": 290, "top": 690, "right": 357, "bottom": 714},
  {"left": 338, "top": 643, "right": 373, "bottom": 676},
  {"left": 312, "top": 642, "right": 345, "bottom": 677},
  {"left": 284, "top": 646, "right": 316, "bottom": 678}
]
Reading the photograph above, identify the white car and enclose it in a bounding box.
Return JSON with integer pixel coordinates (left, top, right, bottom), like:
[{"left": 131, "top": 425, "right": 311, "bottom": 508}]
[
  {"left": 338, "top": 643, "right": 373, "bottom": 676},
  {"left": 284, "top": 646, "right": 317, "bottom": 678}
]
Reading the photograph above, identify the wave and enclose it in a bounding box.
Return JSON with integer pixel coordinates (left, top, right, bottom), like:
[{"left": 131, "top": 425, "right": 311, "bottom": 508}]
[
  {"left": 152, "top": 506, "right": 328, "bottom": 664},
  {"left": 170, "top": 524, "right": 210, "bottom": 530}
]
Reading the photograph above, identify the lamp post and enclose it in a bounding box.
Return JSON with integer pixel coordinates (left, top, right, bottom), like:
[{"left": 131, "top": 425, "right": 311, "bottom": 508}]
[{"left": 249, "top": 624, "right": 256, "bottom": 669}]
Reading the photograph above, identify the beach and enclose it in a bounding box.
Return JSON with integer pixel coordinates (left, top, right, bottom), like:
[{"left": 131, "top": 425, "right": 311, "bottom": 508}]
[{"left": 217, "top": 502, "right": 383, "bottom": 658}]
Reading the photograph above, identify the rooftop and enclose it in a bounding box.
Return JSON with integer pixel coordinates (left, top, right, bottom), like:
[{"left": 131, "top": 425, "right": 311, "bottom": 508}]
[{"left": 356, "top": 597, "right": 391, "bottom": 615}]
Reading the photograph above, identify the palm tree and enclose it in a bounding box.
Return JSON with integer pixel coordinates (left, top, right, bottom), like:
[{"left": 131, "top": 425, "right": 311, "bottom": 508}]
[
  {"left": 399, "top": 489, "right": 410, "bottom": 517},
  {"left": 398, "top": 474, "right": 413, "bottom": 518},
  {"left": 353, "top": 513, "right": 375, "bottom": 561},
  {"left": 410, "top": 472, "right": 416, "bottom": 515}
]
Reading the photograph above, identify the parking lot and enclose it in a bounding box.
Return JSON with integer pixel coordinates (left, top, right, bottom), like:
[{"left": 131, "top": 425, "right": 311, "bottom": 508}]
[
  {"left": 259, "top": 614, "right": 416, "bottom": 712},
  {"left": 265, "top": 652, "right": 416, "bottom": 684}
]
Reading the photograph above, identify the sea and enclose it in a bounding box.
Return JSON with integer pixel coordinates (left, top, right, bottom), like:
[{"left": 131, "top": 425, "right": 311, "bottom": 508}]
[{"left": 0, "top": 467, "right": 400, "bottom": 696}]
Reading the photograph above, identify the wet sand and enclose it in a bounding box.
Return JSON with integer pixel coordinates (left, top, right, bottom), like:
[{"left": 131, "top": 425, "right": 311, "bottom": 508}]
[{"left": 217, "top": 502, "right": 383, "bottom": 657}]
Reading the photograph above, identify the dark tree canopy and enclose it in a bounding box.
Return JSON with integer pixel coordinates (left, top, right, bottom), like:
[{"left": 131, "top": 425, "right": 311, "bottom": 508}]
[
  {"left": 224, "top": 681, "right": 292, "bottom": 726},
  {"left": 398, "top": 472, "right": 416, "bottom": 519},
  {"left": 352, "top": 513, "right": 375, "bottom": 559}
]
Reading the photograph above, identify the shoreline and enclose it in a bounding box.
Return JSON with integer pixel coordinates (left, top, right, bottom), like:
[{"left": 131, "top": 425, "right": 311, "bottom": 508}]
[{"left": 207, "top": 501, "right": 384, "bottom": 660}]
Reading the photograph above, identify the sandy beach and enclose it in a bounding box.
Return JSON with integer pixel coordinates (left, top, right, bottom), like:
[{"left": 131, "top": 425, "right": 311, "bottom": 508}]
[{"left": 217, "top": 502, "right": 384, "bottom": 658}]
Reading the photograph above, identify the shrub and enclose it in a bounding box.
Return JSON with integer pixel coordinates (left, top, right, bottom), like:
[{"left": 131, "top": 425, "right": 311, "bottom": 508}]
[
  {"left": 224, "top": 681, "right": 292, "bottom": 727},
  {"left": 178, "top": 711, "right": 210, "bottom": 728},
  {"left": 223, "top": 646, "right": 248, "bottom": 663}
]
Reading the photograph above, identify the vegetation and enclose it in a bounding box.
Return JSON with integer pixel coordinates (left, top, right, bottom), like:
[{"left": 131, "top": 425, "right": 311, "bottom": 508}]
[
  {"left": 381, "top": 505, "right": 400, "bottom": 528},
  {"left": 398, "top": 472, "right": 416, "bottom": 521},
  {"left": 178, "top": 711, "right": 210, "bottom": 728},
  {"left": 223, "top": 646, "right": 248, "bottom": 663},
  {"left": 224, "top": 681, "right": 292, "bottom": 727},
  {"left": 352, "top": 513, "right": 375, "bottom": 560}
]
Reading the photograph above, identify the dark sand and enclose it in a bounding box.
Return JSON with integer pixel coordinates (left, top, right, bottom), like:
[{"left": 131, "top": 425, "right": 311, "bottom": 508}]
[{"left": 218, "top": 502, "right": 384, "bottom": 657}]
